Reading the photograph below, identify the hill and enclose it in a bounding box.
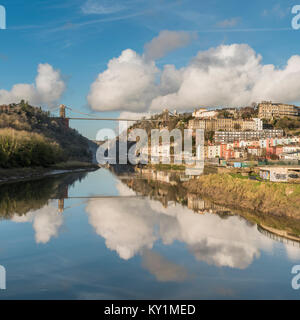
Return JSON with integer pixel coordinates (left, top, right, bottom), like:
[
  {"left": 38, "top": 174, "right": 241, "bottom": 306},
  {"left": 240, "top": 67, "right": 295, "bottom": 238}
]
[{"left": 0, "top": 101, "right": 94, "bottom": 168}]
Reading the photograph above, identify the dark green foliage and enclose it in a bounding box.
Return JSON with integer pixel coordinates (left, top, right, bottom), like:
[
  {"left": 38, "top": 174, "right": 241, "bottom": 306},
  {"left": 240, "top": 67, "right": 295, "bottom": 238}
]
[
  {"left": 272, "top": 117, "right": 300, "bottom": 130},
  {"left": 217, "top": 110, "right": 232, "bottom": 119},
  {"left": 205, "top": 130, "right": 215, "bottom": 142}
]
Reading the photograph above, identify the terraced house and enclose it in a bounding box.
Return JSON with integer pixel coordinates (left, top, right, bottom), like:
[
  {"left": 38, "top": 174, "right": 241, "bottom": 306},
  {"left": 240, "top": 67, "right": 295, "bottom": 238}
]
[
  {"left": 258, "top": 101, "right": 300, "bottom": 119},
  {"left": 188, "top": 118, "right": 263, "bottom": 132}
]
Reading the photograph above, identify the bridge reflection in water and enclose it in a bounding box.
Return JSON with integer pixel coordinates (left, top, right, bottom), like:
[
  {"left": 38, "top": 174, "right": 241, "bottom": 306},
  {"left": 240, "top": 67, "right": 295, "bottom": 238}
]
[{"left": 56, "top": 183, "right": 146, "bottom": 213}]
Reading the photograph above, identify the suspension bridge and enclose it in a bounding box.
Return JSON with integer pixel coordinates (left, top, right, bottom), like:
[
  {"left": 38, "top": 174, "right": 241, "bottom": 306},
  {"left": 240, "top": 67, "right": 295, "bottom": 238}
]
[{"left": 51, "top": 104, "right": 175, "bottom": 128}]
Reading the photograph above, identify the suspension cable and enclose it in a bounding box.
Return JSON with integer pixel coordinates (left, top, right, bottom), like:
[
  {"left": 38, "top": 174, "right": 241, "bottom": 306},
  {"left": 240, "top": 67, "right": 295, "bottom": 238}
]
[{"left": 66, "top": 107, "right": 99, "bottom": 118}]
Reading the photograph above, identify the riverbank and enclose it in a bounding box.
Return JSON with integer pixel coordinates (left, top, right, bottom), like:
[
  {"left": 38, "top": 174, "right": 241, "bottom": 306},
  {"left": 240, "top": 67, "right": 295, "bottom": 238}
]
[
  {"left": 184, "top": 173, "right": 300, "bottom": 218},
  {"left": 0, "top": 161, "right": 99, "bottom": 185},
  {"left": 122, "top": 169, "right": 300, "bottom": 239}
]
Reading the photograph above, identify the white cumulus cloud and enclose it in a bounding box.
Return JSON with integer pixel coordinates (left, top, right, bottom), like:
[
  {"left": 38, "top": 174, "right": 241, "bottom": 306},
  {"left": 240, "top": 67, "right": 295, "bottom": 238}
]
[
  {"left": 0, "top": 63, "right": 66, "bottom": 108},
  {"left": 87, "top": 49, "right": 159, "bottom": 112},
  {"left": 150, "top": 44, "right": 300, "bottom": 111},
  {"left": 88, "top": 42, "right": 300, "bottom": 114}
]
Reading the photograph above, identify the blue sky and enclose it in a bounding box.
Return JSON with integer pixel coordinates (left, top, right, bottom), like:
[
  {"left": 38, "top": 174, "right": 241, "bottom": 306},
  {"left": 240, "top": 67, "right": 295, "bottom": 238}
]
[{"left": 1, "top": 0, "right": 300, "bottom": 138}]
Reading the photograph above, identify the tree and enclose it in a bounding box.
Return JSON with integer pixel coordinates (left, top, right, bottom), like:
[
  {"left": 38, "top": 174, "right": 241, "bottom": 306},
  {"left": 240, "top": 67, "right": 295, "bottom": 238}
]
[
  {"left": 218, "top": 110, "right": 231, "bottom": 119},
  {"left": 205, "top": 131, "right": 215, "bottom": 142}
]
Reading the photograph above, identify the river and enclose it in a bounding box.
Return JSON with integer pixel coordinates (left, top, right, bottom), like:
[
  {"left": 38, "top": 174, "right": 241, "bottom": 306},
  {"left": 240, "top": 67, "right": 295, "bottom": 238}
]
[{"left": 0, "top": 168, "right": 300, "bottom": 299}]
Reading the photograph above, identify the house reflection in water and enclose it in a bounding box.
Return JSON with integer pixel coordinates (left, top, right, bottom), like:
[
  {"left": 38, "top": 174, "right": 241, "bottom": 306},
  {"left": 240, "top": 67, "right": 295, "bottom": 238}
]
[
  {"left": 187, "top": 193, "right": 232, "bottom": 215},
  {"left": 120, "top": 168, "right": 232, "bottom": 216},
  {"left": 124, "top": 167, "right": 300, "bottom": 246}
]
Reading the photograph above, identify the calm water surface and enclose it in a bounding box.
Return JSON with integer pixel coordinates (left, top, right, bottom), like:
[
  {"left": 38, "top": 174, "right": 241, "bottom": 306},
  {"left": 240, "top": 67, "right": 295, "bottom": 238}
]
[{"left": 0, "top": 168, "right": 300, "bottom": 300}]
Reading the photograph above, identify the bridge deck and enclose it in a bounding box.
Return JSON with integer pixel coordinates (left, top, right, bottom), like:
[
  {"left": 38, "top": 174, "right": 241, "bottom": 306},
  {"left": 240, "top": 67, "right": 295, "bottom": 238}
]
[{"left": 52, "top": 117, "right": 162, "bottom": 122}]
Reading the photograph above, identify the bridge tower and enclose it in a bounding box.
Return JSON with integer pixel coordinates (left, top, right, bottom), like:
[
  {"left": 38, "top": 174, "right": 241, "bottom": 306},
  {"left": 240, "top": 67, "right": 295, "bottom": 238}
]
[
  {"left": 59, "top": 104, "right": 66, "bottom": 118},
  {"left": 59, "top": 104, "right": 69, "bottom": 128},
  {"left": 58, "top": 199, "right": 65, "bottom": 214},
  {"left": 163, "top": 109, "right": 169, "bottom": 126},
  {"left": 163, "top": 109, "right": 169, "bottom": 121},
  {"left": 58, "top": 184, "right": 68, "bottom": 214}
]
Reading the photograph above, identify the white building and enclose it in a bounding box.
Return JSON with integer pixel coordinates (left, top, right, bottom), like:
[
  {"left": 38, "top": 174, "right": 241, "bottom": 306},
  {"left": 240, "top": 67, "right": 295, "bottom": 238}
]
[
  {"left": 226, "top": 143, "right": 234, "bottom": 150},
  {"left": 280, "top": 152, "right": 300, "bottom": 160},
  {"left": 259, "top": 139, "right": 268, "bottom": 148},
  {"left": 240, "top": 140, "right": 254, "bottom": 148},
  {"left": 253, "top": 118, "right": 263, "bottom": 131},
  {"left": 207, "top": 145, "right": 221, "bottom": 159},
  {"left": 282, "top": 145, "right": 300, "bottom": 153},
  {"left": 201, "top": 111, "right": 217, "bottom": 118},
  {"left": 193, "top": 108, "right": 207, "bottom": 118},
  {"left": 193, "top": 108, "right": 217, "bottom": 118},
  {"left": 234, "top": 149, "right": 245, "bottom": 159},
  {"left": 247, "top": 147, "right": 262, "bottom": 156}
]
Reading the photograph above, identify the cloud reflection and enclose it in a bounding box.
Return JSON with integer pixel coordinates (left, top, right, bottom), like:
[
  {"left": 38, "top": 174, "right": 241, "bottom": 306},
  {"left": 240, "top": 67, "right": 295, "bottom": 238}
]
[
  {"left": 141, "top": 250, "right": 189, "bottom": 282},
  {"left": 11, "top": 201, "right": 63, "bottom": 244},
  {"left": 85, "top": 183, "right": 274, "bottom": 269}
]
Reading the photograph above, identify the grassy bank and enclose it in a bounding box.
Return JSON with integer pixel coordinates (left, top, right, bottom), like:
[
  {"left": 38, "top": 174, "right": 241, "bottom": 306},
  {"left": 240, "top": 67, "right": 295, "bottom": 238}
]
[
  {"left": 145, "top": 164, "right": 186, "bottom": 171},
  {"left": 184, "top": 174, "right": 300, "bottom": 217},
  {"left": 0, "top": 161, "right": 99, "bottom": 184}
]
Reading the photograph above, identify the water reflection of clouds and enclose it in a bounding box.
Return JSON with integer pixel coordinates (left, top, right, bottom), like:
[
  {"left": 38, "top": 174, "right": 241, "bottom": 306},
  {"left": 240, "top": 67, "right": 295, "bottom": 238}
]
[
  {"left": 7, "top": 180, "right": 300, "bottom": 273},
  {"left": 141, "top": 250, "right": 189, "bottom": 282},
  {"left": 284, "top": 244, "right": 300, "bottom": 261},
  {"left": 87, "top": 197, "right": 157, "bottom": 260},
  {"left": 85, "top": 183, "right": 277, "bottom": 270},
  {"left": 11, "top": 201, "right": 63, "bottom": 244}
]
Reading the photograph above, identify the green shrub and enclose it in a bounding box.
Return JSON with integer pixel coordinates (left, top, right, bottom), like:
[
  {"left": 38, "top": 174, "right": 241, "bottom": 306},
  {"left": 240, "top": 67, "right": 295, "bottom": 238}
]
[{"left": 0, "top": 128, "right": 65, "bottom": 168}]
